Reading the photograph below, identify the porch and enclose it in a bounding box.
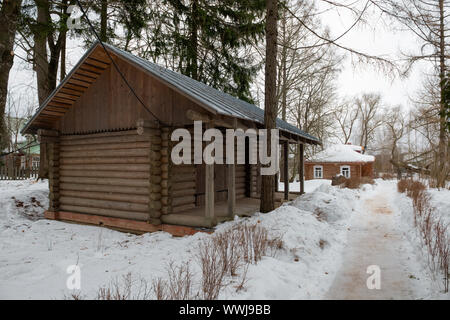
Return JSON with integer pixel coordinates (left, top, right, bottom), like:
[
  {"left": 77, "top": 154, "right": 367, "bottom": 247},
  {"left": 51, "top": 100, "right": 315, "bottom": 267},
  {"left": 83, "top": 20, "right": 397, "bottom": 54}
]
[{"left": 160, "top": 191, "right": 300, "bottom": 228}]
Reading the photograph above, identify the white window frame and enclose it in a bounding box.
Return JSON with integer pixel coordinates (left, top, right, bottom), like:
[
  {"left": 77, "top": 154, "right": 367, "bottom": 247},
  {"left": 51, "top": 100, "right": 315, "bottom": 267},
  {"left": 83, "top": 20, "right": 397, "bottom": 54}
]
[
  {"left": 314, "top": 165, "right": 323, "bottom": 179},
  {"left": 340, "top": 165, "right": 351, "bottom": 178}
]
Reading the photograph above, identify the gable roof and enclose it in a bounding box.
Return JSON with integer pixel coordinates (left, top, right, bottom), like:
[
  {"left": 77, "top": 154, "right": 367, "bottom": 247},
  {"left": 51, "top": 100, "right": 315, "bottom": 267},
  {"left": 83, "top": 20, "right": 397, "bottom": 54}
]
[
  {"left": 307, "top": 144, "right": 375, "bottom": 163},
  {"left": 22, "top": 42, "right": 320, "bottom": 144}
]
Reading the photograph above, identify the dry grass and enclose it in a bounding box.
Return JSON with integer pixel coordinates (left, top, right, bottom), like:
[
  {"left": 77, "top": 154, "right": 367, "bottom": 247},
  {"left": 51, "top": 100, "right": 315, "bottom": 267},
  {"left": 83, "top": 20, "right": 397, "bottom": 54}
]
[
  {"left": 197, "top": 223, "right": 284, "bottom": 299},
  {"left": 340, "top": 176, "right": 375, "bottom": 189},
  {"left": 96, "top": 273, "right": 151, "bottom": 300},
  {"left": 400, "top": 179, "right": 449, "bottom": 293},
  {"left": 381, "top": 172, "right": 395, "bottom": 180},
  {"left": 86, "top": 223, "right": 285, "bottom": 300}
]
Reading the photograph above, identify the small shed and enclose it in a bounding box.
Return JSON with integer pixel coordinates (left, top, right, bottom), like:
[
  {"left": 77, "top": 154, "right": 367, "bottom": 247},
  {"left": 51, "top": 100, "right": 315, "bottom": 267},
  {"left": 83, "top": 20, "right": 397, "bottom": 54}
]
[
  {"left": 305, "top": 144, "right": 374, "bottom": 180},
  {"left": 21, "top": 42, "right": 320, "bottom": 235}
]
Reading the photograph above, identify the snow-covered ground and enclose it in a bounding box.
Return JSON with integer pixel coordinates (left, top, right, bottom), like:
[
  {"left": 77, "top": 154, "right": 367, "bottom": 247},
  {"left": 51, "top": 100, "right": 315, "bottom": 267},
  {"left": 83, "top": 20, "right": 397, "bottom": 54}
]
[
  {"left": 393, "top": 182, "right": 450, "bottom": 298},
  {"left": 278, "top": 179, "right": 331, "bottom": 193},
  {"left": 0, "top": 178, "right": 447, "bottom": 299},
  {"left": 0, "top": 179, "right": 355, "bottom": 299}
]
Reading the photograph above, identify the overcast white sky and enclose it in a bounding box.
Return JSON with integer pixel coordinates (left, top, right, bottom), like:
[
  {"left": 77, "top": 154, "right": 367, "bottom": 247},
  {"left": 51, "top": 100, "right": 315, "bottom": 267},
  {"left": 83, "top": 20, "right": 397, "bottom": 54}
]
[{"left": 8, "top": 1, "right": 428, "bottom": 115}]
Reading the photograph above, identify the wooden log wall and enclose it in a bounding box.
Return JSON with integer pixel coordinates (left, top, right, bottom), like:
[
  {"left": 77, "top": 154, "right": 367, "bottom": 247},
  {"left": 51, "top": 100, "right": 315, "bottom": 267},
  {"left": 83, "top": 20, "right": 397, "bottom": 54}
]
[
  {"left": 48, "top": 136, "right": 60, "bottom": 212},
  {"left": 171, "top": 164, "right": 196, "bottom": 213},
  {"left": 58, "top": 130, "right": 151, "bottom": 221},
  {"left": 148, "top": 125, "right": 163, "bottom": 224},
  {"left": 160, "top": 127, "right": 172, "bottom": 216}
]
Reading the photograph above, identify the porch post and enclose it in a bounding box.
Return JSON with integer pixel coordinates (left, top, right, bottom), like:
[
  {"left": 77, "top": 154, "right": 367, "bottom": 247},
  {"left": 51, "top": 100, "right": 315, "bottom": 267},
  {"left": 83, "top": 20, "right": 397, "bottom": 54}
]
[
  {"left": 227, "top": 120, "right": 236, "bottom": 217},
  {"left": 205, "top": 163, "right": 215, "bottom": 226},
  {"left": 205, "top": 123, "right": 215, "bottom": 227},
  {"left": 284, "top": 141, "right": 289, "bottom": 200},
  {"left": 299, "top": 143, "right": 305, "bottom": 194},
  {"left": 227, "top": 163, "right": 235, "bottom": 217}
]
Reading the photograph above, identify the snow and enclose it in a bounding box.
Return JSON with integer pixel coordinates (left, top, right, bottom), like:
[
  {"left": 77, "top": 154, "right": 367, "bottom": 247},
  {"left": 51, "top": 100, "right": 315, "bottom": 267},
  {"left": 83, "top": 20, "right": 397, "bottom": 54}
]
[
  {"left": 0, "top": 179, "right": 357, "bottom": 300},
  {"left": 391, "top": 182, "right": 449, "bottom": 299},
  {"left": 278, "top": 179, "right": 332, "bottom": 193},
  {"left": 0, "top": 178, "right": 447, "bottom": 300},
  {"left": 307, "top": 144, "right": 375, "bottom": 163}
]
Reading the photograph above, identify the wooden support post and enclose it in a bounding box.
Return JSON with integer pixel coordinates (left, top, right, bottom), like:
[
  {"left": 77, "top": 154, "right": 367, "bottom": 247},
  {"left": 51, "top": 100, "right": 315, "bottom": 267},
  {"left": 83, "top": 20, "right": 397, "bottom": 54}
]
[
  {"left": 299, "top": 143, "right": 305, "bottom": 194},
  {"left": 137, "top": 119, "right": 163, "bottom": 225},
  {"left": 284, "top": 141, "right": 289, "bottom": 200},
  {"left": 227, "top": 163, "right": 236, "bottom": 217},
  {"left": 227, "top": 119, "right": 237, "bottom": 217},
  {"left": 205, "top": 163, "right": 215, "bottom": 227},
  {"left": 204, "top": 123, "right": 216, "bottom": 227}
]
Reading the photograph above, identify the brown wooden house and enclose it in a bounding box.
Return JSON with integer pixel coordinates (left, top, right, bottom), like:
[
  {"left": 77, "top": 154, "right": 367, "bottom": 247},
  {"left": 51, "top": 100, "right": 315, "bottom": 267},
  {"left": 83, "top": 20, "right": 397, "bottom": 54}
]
[
  {"left": 22, "top": 42, "right": 320, "bottom": 235},
  {"left": 305, "top": 144, "right": 374, "bottom": 181}
]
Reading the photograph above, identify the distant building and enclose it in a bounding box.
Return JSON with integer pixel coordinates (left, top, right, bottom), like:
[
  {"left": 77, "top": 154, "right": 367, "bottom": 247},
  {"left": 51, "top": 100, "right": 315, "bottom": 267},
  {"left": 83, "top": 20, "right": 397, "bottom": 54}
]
[
  {"left": 305, "top": 144, "right": 375, "bottom": 180},
  {"left": 1, "top": 141, "right": 40, "bottom": 170}
]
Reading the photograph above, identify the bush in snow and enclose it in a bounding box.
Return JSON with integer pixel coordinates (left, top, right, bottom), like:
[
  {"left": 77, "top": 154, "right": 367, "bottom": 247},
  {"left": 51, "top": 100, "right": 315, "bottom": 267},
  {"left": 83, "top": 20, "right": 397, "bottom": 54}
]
[
  {"left": 399, "top": 179, "right": 449, "bottom": 293},
  {"left": 89, "top": 223, "right": 284, "bottom": 300}
]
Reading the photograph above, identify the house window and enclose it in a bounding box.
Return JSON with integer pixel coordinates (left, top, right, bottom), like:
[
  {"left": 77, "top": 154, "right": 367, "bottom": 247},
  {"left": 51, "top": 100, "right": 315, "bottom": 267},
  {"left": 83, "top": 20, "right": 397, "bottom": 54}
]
[
  {"left": 340, "top": 166, "right": 351, "bottom": 178},
  {"left": 314, "top": 166, "right": 323, "bottom": 179}
]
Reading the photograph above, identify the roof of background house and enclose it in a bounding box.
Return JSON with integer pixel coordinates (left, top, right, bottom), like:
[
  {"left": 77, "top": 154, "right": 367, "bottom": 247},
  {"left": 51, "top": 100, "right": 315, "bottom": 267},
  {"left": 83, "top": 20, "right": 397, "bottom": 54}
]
[
  {"left": 22, "top": 42, "right": 320, "bottom": 145},
  {"left": 307, "top": 144, "right": 375, "bottom": 163}
]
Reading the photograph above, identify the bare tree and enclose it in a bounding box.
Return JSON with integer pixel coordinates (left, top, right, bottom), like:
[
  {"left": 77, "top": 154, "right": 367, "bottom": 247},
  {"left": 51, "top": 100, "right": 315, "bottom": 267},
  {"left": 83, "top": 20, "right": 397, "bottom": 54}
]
[
  {"left": 355, "top": 93, "right": 384, "bottom": 151},
  {"left": 332, "top": 100, "right": 360, "bottom": 144},
  {"left": 5, "top": 92, "right": 34, "bottom": 152},
  {"left": 374, "top": 0, "right": 449, "bottom": 186},
  {"left": 384, "top": 105, "right": 407, "bottom": 178}
]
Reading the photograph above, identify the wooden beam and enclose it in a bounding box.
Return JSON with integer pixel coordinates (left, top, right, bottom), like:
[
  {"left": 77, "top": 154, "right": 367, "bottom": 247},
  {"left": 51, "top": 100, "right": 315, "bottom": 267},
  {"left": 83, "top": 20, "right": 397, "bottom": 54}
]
[
  {"left": 45, "top": 211, "right": 211, "bottom": 236},
  {"left": 299, "top": 143, "right": 305, "bottom": 194},
  {"left": 283, "top": 142, "right": 289, "bottom": 200},
  {"left": 136, "top": 118, "right": 159, "bottom": 135},
  {"left": 227, "top": 118, "right": 237, "bottom": 217},
  {"left": 205, "top": 123, "right": 215, "bottom": 227},
  {"left": 186, "top": 109, "right": 211, "bottom": 122},
  {"left": 205, "top": 163, "right": 215, "bottom": 226}
]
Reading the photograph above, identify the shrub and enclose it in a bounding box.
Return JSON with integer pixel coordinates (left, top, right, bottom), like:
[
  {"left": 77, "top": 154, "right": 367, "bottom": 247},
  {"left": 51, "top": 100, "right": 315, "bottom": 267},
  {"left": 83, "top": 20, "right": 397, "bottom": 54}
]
[
  {"left": 407, "top": 180, "right": 426, "bottom": 201},
  {"left": 403, "top": 180, "right": 449, "bottom": 293},
  {"left": 397, "top": 179, "right": 410, "bottom": 193},
  {"left": 85, "top": 223, "right": 285, "bottom": 300},
  {"left": 341, "top": 176, "right": 374, "bottom": 189},
  {"left": 381, "top": 172, "right": 394, "bottom": 180}
]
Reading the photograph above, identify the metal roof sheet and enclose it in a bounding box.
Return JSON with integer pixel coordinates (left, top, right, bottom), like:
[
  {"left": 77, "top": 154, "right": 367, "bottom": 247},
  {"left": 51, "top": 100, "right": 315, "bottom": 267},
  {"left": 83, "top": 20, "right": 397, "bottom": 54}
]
[
  {"left": 104, "top": 43, "right": 320, "bottom": 144},
  {"left": 23, "top": 41, "right": 321, "bottom": 144}
]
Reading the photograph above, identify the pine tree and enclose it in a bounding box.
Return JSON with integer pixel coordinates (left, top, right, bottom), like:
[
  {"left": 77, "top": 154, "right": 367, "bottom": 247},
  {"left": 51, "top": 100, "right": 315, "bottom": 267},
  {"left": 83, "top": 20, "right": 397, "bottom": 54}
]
[{"left": 141, "top": 0, "right": 265, "bottom": 103}]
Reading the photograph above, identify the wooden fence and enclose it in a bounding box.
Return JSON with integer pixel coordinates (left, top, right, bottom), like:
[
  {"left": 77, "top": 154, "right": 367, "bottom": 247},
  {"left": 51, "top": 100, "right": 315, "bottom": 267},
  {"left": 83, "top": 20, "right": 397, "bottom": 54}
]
[{"left": 0, "top": 167, "right": 39, "bottom": 180}]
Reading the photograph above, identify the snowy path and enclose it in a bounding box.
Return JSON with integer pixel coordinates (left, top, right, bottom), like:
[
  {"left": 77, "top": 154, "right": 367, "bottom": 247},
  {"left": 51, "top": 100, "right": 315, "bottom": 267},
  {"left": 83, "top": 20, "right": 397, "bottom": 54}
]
[{"left": 325, "top": 183, "right": 431, "bottom": 300}]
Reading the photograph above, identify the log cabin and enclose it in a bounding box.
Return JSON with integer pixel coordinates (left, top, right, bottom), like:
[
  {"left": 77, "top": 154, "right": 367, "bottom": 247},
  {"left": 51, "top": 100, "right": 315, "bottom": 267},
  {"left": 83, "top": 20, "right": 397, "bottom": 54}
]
[
  {"left": 305, "top": 144, "right": 374, "bottom": 181},
  {"left": 21, "top": 42, "right": 320, "bottom": 235}
]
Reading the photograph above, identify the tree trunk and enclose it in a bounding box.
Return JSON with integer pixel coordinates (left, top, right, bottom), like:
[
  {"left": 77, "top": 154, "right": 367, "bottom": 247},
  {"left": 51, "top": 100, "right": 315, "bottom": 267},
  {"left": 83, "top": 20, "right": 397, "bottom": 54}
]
[
  {"left": 60, "top": 0, "right": 68, "bottom": 80},
  {"left": 100, "top": 0, "right": 107, "bottom": 42},
  {"left": 437, "top": 0, "right": 448, "bottom": 188},
  {"left": 34, "top": 0, "right": 50, "bottom": 104},
  {"left": 260, "top": 0, "right": 277, "bottom": 213},
  {"left": 188, "top": 0, "right": 199, "bottom": 80},
  {"left": 0, "top": 0, "right": 22, "bottom": 151}
]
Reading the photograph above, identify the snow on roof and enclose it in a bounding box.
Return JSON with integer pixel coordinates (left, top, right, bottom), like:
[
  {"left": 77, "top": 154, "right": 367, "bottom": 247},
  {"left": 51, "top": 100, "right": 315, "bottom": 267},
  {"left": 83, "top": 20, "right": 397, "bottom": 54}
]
[{"left": 307, "top": 144, "right": 375, "bottom": 163}]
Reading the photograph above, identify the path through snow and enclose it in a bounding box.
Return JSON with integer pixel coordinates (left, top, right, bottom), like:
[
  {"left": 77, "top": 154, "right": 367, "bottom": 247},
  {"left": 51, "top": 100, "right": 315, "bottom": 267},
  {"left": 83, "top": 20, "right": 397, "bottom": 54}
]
[{"left": 325, "top": 182, "right": 433, "bottom": 299}]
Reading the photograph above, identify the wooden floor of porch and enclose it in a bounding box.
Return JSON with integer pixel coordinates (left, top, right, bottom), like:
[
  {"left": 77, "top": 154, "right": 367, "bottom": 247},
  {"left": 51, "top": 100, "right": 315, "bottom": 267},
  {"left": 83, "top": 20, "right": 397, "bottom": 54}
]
[{"left": 160, "top": 192, "right": 301, "bottom": 228}]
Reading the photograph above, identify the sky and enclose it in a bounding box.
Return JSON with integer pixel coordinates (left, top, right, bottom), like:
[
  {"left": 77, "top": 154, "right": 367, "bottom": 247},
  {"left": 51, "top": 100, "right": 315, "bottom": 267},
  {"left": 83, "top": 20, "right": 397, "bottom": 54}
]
[
  {"left": 7, "top": 1, "right": 429, "bottom": 117},
  {"left": 319, "top": 1, "right": 428, "bottom": 108}
]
